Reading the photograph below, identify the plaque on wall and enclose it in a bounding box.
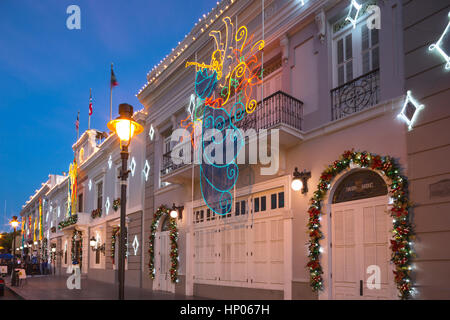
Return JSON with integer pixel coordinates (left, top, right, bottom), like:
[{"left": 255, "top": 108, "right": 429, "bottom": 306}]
[
  {"left": 332, "top": 170, "right": 388, "bottom": 204},
  {"left": 429, "top": 179, "right": 450, "bottom": 198}
]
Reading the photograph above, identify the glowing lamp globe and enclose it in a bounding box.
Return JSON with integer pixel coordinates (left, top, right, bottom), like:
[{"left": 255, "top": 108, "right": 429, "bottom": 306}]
[
  {"left": 291, "top": 178, "right": 303, "bottom": 192},
  {"left": 89, "top": 237, "right": 97, "bottom": 248},
  {"left": 34, "top": 241, "right": 38, "bottom": 245},
  {"left": 107, "top": 104, "right": 144, "bottom": 145},
  {"left": 170, "top": 210, "right": 178, "bottom": 219},
  {"left": 51, "top": 247, "right": 56, "bottom": 253},
  {"left": 10, "top": 216, "right": 19, "bottom": 229}
]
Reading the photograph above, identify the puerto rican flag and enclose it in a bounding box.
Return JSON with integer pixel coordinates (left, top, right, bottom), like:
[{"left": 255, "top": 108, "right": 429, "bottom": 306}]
[{"left": 89, "top": 90, "right": 93, "bottom": 116}]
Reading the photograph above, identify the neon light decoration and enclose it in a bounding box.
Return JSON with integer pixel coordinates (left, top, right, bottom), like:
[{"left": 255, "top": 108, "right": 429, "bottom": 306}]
[
  {"left": 105, "top": 197, "right": 110, "bottom": 215},
  {"left": 143, "top": 160, "right": 150, "bottom": 181},
  {"left": 68, "top": 160, "right": 78, "bottom": 216},
  {"left": 108, "top": 155, "right": 113, "bottom": 169},
  {"left": 185, "top": 16, "right": 265, "bottom": 215},
  {"left": 346, "top": 0, "right": 362, "bottom": 29},
  {"left": 130, "top": 157, "right": 136, "bottom": 177},
  {"left": 132, "top": 235, "right": 139, "bottom": 256},
  {"left": 397, "top": 91, "right": 425, "bottom": 131},
  {"left": 39, "top": 198, "right": 43, "bottom": 241},
  {"left": 429, "top": 12, "right": 450, "bottom": 69},
  {"left": 88, "top": 179, "right": 92, "bottom": 191},
  {"left": 149, "top": 125, "right": 155, "bottom": 141}
]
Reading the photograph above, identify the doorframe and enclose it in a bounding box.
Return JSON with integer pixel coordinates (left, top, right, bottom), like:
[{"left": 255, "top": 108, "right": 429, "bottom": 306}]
[
  {"left": 318, "top": 168, "right": 396, "bottom": 300},
  {"left": 153, "top": 215, "right": 175, "bottom": 293}
]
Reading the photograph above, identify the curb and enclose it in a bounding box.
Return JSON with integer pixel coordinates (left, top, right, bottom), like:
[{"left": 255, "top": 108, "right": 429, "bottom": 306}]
[{"left": 5, "top": 285, "right": 25, "bottom": 300}]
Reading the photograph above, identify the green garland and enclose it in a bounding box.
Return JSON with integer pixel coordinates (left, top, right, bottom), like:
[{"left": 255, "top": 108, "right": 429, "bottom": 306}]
[
  {"left": 111, "top": 227, "right": 120, "bottom": 264},
  {"left": 58, "top": 214, "right": 78, "bottom": 230},
  {"left": 71, "top": 229, "right": 83, "bottom": 266},
  {"left": 42, "top": 238, "right": 48, "bottom": 261},
  {"left": 307, "top": 150, "right": 414, "bottom": 300},
  {"left": 148, "top": 205, "right": 179, "bottom": 283}
]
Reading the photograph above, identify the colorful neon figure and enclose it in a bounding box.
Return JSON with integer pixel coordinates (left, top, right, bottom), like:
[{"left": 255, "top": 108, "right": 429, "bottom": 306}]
[{"left": 184, "top": 17, "right": 265, "bottom": 215}]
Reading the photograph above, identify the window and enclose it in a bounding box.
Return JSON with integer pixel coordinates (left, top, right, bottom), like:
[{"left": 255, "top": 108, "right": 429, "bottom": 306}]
[
  {"left": 278, "top": 192, "right": 285, "bottom": 208},
  {"left": 96, "top": 181, "right": 103, "bottom": 211},
  {"left": 95, "top": 250, "right": 100, "bottom": 264},
  {"left": 333, "top": 13, "right": 380, "bottom": 87},
  {"left": 240, "top": 201, "right": 246, "bottom": 215},
  {"left": 336, "top": 33, "right": 353, "bottom": 86},
  {"left": 254, "top": 198, "right": 260, "bottom": 213},
  {"left": 261, "top": 196, "right": 266, "bottom": 211},
  {"left": 235, "top": 202, "right": 240, "bottom": 215},
  {"left": 361, "top": 24, "right": 379, "bottom": 74},
  {"left": 206, "top": 209, "right": 211, "bottom": 221},
  {"left": 271, "top": 194, "right": 277, "bottom": 210},
  {"left": 78, "top": 193, "right": 83, "bottom": 213}
]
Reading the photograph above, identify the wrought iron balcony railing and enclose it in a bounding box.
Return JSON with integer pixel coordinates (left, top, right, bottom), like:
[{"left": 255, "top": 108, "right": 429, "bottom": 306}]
[
  {"left": 160, "top": 91, "right": 303, "bottom": 177},
  {"left": 331, "top": 68, "right": 380, "bottom": 121},
  {"left": 236, "top": 91, "right": 303, "bottom": 131}
]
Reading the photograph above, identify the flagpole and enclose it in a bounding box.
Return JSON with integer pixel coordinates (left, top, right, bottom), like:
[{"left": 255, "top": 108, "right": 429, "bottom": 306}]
[
  {"left": 110, "top": 63, "right": 113, "bottom": 121},
  {"left": 77, "top": 110, "right": 80, "bottom": 141},
  {"left": 88, "top": 88, "right": 91, "bottom": 130}
]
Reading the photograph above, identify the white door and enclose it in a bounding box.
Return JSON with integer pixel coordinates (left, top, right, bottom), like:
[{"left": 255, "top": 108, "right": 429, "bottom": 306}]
[
  {"left": 155, "top": 231, "right": 174, "bottom": 292},
  {"left": 331, "top": 196, "right": 395, "bottom": 300}
]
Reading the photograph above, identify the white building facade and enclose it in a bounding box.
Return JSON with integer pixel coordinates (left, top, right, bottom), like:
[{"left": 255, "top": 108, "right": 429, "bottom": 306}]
[{"left": 19, "top": 0, "right": 450, "bottom": 300}]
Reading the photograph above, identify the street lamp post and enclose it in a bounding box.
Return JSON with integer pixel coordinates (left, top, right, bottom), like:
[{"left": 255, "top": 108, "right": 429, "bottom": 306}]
[
  {"left": 10, "top": 216, "right": 19, "bottom": 270},
  {"left": 107, "top": 103, "right": 143, "bottom": 300}
]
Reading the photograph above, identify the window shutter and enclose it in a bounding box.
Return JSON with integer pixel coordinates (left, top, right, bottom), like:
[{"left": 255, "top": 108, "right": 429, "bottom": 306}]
[
  {"left": 337, "top": 39, "right": 344, "bottom": 64},
  {"left": 372, "top": 47, "right": 380, "bottom": 70}
]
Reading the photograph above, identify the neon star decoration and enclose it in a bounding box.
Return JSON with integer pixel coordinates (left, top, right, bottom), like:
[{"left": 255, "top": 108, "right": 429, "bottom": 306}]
[
  {"left": 105, "top": 197, "right": 111, "bottom": 215},
  {"left": 143, "top": 160, "right": 150, "bottom": 181},
  {"left": 346, "top": 0, "right": 362, "bottom": 29},
  {"left": 132, "top": 235, "right": 139, "bottom": 256},
  {"left": 88, "top": 179, "right": 92, "bottom": 191},
  {"left": 429, "top": 12, "right": 450, "bottom": 69},
  {"left": 130, "top": 157, "right": 136, "bottom": 177},
  {"left": 108, "top": 155, "right": 113, "bottom": 169},
  {"left": 398, "top": 91, "right": 425, "bottom": 131},
  {"left": 149, "top": 125, "right": 155, "bottom": 141}
]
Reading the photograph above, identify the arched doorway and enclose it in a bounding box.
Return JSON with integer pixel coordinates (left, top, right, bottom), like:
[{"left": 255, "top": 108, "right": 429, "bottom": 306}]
[
  {"left": 330, "top": 169, "right": 396, "bottom": 299},
  {"left": 153, "top": 215, "right": 175, "bottom": 293}
]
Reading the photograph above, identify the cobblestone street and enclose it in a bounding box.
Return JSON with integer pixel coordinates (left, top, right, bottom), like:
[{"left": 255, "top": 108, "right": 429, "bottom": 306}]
[{"left": 4, "top": 275, "right": 204, "bottom": 300}]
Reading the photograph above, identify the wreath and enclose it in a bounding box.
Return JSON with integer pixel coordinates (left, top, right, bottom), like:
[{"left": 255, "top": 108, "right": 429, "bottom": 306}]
[
  {"left": 148, "top": 205, "right": 179, "bottom": 283},
  {"left": 307, "top": 150, "right": 414, "bottom": 299},
  {"left": 113, "top": 198, "right": 121, "bottom": 212},
  {"left": 91, "top": 209, "right": 102, "bottom": 219}
]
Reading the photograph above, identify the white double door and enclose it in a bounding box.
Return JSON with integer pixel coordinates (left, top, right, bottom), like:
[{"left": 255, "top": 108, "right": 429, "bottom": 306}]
[
  {"left": 154, "top": 231, "right": 175, "bottom": 293},
  {"left": 331, "top": 196, "right": 396, "bottom": 300}
]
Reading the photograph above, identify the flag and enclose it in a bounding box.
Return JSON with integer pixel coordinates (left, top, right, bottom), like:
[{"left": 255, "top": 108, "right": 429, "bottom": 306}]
[
  {"left": 75, "top": 112, "right": 79, "bottom": 130},
  {"left": 111, "top": 64, "right": 119, "bottom": 88},
  {"left": 89, "top": 90, "right": 93, "bottom": 116}
]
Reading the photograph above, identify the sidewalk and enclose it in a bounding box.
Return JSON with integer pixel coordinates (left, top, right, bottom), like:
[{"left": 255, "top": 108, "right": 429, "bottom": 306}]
[{"left": 5, "top": 275, "right": 204, "bottom": 300}]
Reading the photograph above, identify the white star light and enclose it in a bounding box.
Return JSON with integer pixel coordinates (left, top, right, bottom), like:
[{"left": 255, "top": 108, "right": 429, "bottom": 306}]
[
  {"left": 143, "top": 160, "right": 150, "bottom": 181},
  {"left": 397, "top": 91, "right": 425, "bottom": 131},
  {"left": 88, "top": 179, "right": 92, "bottom": 191},
  {"left": 149, "top": 125, "right": 155, "bottom": 141},
  {"left": 132, "top": 235, "right": 139, "bottom": 256},
  {"left": 346, "top": 0, "right": 362, "bottom": 29},
  {"left": 108, "top": 155, "right": 113, "bottom": 169},
  {"left": 429, "top": 12, "right": 450, "bottom": 69},
  {"left": 57, "top": 206, "right": 60, "bottom": 217},
  {"left": 105, "top": 197, "right": 110, "bottom": 215},
  {"left": 187, "top": 94, "right": 196, "bottom": 121},
  {"left": 130, "top": 157, "right": 136, "bottom": 177}
]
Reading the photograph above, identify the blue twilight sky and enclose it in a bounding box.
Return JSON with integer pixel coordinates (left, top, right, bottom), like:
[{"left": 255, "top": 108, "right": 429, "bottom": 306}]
[{"left": 0, "top": 0, "right": 216, "bottom": 232}]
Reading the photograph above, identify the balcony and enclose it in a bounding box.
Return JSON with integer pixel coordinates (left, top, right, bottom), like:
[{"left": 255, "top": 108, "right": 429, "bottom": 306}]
[
  {"left": 236, "top": 91, "right": 303, "bottom": 131},
  {"left": 331, "top": 68, "right": 380, "bottom": 121},
  {"left": 160, "top": 90, "right": 304, "bottom": 181}
]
